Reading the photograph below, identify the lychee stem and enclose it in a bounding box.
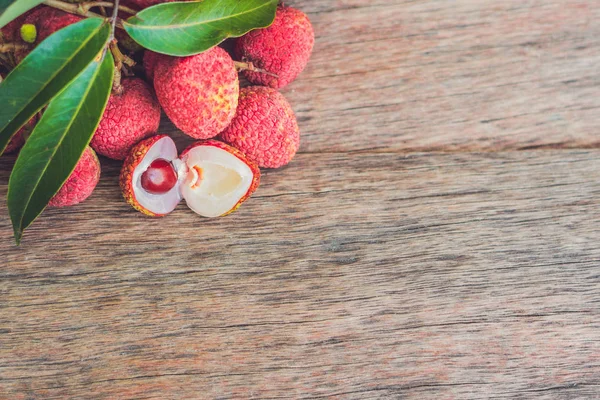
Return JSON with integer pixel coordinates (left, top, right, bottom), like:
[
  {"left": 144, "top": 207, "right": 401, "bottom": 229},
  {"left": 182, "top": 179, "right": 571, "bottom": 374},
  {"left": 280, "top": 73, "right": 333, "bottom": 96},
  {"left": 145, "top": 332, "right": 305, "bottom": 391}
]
[
  {"left": 0, "top": 43, "right": 29, "bottom": 53},
  {"left": 109, "top": 40, "right": 135, "bottom": 67},
  {"left": 43, "top": 0, "right": 125, "bottom": 30},
  {"left": 109, "top": 41, "right": 125, "bottom": 94},
  {"left": 109, "top": 0, "right": 120, "bottom": 42},
  {"left": 233, "top": 61, "right": 279, "bottom": 79}
]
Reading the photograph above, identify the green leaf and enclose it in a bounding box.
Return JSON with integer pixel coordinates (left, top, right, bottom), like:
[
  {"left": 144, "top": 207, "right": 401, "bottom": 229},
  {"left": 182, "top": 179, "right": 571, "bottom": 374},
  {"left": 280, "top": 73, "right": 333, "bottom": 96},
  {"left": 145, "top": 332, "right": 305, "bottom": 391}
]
[
  {"left": 124, "top": 0, "right": 277, "bottom": 56},
  {"left": 8, "top": 52, "right": 114, "bottom": 245},
  {"left": 0, "top": 18, "right": 110, "bottom": 155},
  {"left": 0, "top": 0, "right": 44, "bottom": 29}
]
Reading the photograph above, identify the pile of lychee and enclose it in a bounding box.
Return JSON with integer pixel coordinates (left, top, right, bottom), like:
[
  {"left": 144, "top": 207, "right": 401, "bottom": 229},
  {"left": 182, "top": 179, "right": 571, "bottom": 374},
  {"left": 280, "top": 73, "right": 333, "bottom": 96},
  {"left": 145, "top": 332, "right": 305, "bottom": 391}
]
[{"left": 2, "top": 4, "right": 314, "bottom": 218}]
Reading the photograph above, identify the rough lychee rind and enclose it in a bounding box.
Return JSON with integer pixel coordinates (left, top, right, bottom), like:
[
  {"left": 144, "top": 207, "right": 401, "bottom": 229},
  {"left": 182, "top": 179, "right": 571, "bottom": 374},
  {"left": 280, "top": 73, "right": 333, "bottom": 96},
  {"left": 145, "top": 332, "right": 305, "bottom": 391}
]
[
  {"left": 14, "top": 7, "right": 82, "bottom": 62},
  {"left": 48, "top": 146, "right": 100, "bottom": 207},
  {"left": 120, "top": 135, "right": 170, "bottom": 217},
  {"left": 3, "top": 115, "right": 38, "bottom": 154},
  {"left": 31, "top": 7, "right": 82, "bottom": 43},
  {"left": 91, "top": 78, "right": 161, "bottom": 160},
  {"left": 180, "top": 140, "right": 261, "bottom": 216},
  {"left": 220, "top": 86, "right": 300, "bottom": 169},
  {"left": 235, "top": 6, "right": 314, "bottom": 88},
  {"left": 154, "top": 47, "right": 239, "bottom": 139},
  {"left": 0, "top": 7, "right": 37, "bottom": 43},
  {"left": 143, "top": 50, "right": 170, "bottom": 82}
]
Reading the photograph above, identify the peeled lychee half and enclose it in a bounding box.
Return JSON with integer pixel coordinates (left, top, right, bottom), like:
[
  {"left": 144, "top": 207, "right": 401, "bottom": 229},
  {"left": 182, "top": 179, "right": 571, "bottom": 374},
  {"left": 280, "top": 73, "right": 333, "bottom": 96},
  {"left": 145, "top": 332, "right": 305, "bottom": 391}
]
[
  {"left": 235, "top": 6, "right": 314, "bottom": 88},
  {"left": 91, "top": 78, "right": 161, "bottom": 160},
  {"left": 48, "top": 147, "right": 101, "bottom": 207},
  {"left": 153, "top": 47, "right": 239, "bottom": 139},
  {"left": 220, "top": 86, "right": 300, "bottom": 168},
  {"left": 120, "top": 135, "right": 260, "bottom": 217}
]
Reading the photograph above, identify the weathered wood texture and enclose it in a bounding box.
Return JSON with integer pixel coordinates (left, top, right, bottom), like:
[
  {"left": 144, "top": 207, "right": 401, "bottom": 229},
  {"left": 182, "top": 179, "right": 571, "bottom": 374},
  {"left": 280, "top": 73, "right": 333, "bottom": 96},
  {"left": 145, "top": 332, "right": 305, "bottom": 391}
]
[
  {"left": 275, "top": 0, "right": 600, "bottom": 152},
  {"left": 2, "top": 0, "right": 600, "bottom": 398},
  {"left": 2, "top": 151, "right": 600, "bottom": 398}
]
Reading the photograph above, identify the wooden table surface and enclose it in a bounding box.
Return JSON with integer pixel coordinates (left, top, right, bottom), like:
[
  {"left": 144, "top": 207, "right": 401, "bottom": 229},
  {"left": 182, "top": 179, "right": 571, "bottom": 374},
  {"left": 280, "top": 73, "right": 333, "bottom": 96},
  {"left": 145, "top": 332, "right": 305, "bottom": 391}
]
[{"left": 2, "top": 1, "right": 600, "bottom": 398}]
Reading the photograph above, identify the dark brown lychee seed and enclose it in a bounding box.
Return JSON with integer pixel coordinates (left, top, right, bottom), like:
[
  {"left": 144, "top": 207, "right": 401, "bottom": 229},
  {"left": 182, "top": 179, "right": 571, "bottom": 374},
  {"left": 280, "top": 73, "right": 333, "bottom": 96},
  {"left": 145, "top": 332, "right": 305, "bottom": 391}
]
[{"left": 140, "top": 159, "right": 178, "bottom": 194}]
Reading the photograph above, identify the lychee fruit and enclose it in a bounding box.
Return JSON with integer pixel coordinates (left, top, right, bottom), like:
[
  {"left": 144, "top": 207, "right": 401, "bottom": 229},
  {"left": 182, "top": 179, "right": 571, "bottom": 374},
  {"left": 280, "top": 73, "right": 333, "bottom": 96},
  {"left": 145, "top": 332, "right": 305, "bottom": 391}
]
[
  {"left": 3, "top": 115, "right": 38, "bottom": 154},
  {"left": 143, "top": 50, "right": 169, "bottom": 82},
  {"left": 153, "top": 47, "right": 239, "bottom": 139},
  {"left": 24, "top": 7, "right": 82, "bottom": 44},
  {"left": 0, "top": 72, "right": 38, "bottom": 155},
  {"left": 13, "top": 7, "right": 82, "bottom": 62},
  {"left": 0, "top": 5, "right": 42, "bottom": 44},
  {"left": 90, "top": 77, "right": 161, "bottom": 160},
  {"left": 120, "top": 135, "right": 260, "bottom": 217},
  {"left": 235, "top": 6, "right": 314, "bottom": 88},
  {"left": 220, "top": 86, "right": 300, "bottom": 169},
  {"left": 48, "top": 146, "right": 101, "bottom": 207}
]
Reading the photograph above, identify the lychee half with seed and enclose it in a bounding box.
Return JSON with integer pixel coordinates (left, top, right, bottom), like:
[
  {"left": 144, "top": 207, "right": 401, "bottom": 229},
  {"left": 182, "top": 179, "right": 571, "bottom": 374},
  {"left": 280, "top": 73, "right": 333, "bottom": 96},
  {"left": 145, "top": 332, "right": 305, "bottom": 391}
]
[
  {"left": 235, "top": 6, "right": 314, "bottom": 88},
  {"left": 153, "top": 47, "right": 239, "bottom": 139},
  {"left": 120, "top": 135, "right": 260, "bottom": 217},
  {"left": 220, "top": 86, "right": 300, "bottom": 168},
  {"left": 91, "top": 77, "right": 161, "bottom": 160},
  {"left": 48, "top": 146, "right": 101, "bottom": 207}
]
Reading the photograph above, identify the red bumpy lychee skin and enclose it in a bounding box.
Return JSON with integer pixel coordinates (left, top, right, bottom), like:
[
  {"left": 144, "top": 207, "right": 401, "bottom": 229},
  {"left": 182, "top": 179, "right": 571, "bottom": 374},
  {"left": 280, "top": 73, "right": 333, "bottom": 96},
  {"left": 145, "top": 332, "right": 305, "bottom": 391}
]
[
  {"left": 13, "top": 7, "right": 82, "bottom": 62},
  {"left": 143, "top": 50, "right": 169, "bottom": 82},
  {"left": 3, "top": 116, "right": 38, "bottom": 154},
  {"left": 48, "top": 147, "right": 101, "bottom": 207},
  {"left": 0, "top": 72, "right": 38, "bottom": 155},
  {"left": 235, "top": 6, "right": 314, "bottom": 88},
  {"left": 220, "top": 86, "right": 300, "bottom": 169},
  {"left": 27, "top": 7, "right": 82, "bottom": 43},
  {"left": 153, "top": 46, "right": 239, "bottom": 139},
  {"left": 91, "top": 78, "right": 161, "bottom": 160},
  {"left": 0, "top": 7, "right": 37, "bottom": 42}
]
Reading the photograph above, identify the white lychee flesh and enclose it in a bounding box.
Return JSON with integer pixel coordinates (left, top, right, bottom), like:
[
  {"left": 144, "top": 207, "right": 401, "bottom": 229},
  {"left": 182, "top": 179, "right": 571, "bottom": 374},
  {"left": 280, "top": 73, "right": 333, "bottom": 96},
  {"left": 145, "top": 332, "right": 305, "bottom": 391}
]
[
  {"left": 180, "top": 145, "right": 255, "bottom": 217},
  {"left": 132, "top": 136, "right": 182, "bottom": 215},
  {"left": 129, "top": 136, "right": 257, "bottom": 217}
]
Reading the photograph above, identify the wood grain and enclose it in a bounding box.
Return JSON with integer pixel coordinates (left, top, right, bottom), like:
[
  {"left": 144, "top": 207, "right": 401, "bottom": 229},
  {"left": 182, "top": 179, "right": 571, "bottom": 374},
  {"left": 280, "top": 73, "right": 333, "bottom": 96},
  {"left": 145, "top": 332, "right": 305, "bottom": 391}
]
[
  {"left": 2, "top": 0, "right": 600, "bottom": 398},
  {"left": 266, "top": 0, "right": 600, "bottom": 153},
  {"left": 1, "top": 150, "right": 600, "bottom": 398}
]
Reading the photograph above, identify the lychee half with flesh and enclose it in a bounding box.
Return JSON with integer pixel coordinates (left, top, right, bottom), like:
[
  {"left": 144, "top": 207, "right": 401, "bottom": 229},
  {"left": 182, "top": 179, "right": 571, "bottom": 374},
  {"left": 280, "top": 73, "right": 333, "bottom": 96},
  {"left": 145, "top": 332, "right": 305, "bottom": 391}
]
[
  {"left": 220, "top": 86, "right": 300, "bottom": 168},
  {"left": 235, "top": 6, "right": 314, "bottom": 88},
  {"left": 48, "top": 146, "right": 101, "bottom": 207},
  {"left": 91, "top": 77, "right": 161, "bottom": 160},
  {"left": 120, "top": 135, "right": 260, "bottom": 217},
  {"left": 153, "top": 47, "right": 239, "bottom": 139}
]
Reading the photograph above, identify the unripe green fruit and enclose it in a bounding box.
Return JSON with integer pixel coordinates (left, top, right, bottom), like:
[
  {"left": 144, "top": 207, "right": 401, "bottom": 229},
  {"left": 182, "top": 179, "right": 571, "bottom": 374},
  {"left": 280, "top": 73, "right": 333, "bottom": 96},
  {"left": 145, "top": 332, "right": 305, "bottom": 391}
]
[{"left": 20, "top": 24, "right": 36, "bottom": 44}]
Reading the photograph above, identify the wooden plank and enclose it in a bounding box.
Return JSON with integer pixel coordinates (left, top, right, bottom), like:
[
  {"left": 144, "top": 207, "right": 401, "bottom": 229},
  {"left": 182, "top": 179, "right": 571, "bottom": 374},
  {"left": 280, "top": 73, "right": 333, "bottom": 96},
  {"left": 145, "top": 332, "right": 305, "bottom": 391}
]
[
  {"left": 1, "top": 150, "right": 599, "bottom": 398},
  {"left": 190, "top": 0, "right": 600, "bottom": 153}
]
